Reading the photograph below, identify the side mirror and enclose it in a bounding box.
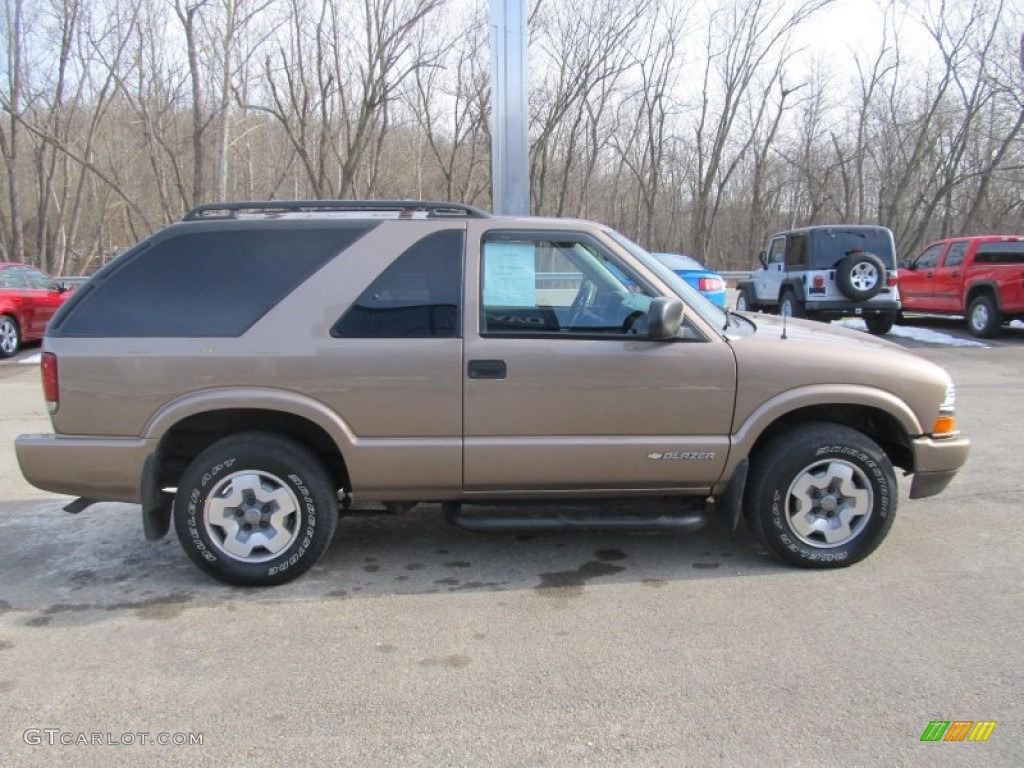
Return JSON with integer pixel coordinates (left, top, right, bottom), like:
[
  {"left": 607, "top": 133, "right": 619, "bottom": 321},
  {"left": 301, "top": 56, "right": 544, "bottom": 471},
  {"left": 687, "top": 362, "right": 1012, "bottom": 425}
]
[
  {"left": 758, "top": 251, "right": 768, "bottom": 269},
  {"left": 57, "top": 283, "right": 70, "bottom": 293},
  {"left": 900, "top": 258, "right": 914, "bottom": 270},
  {"left": 648, "top": 297, "right": 683, "bottom": 340}
]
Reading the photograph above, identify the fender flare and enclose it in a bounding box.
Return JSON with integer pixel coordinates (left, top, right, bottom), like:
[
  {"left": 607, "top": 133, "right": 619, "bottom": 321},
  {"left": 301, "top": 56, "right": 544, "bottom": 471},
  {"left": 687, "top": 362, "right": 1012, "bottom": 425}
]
[
  {"left": 717, "top": 384, "right": 922, "bottom": 484},
  {"left": 143, "top": 387, "right": 357, "bottom": 453}
]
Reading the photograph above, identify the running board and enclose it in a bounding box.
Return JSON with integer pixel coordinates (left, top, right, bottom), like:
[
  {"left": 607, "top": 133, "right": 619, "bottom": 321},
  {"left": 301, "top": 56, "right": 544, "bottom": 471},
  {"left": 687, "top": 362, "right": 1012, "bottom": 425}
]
[{"left": 444, "top": 503, "right": 707, "bottom": 534}]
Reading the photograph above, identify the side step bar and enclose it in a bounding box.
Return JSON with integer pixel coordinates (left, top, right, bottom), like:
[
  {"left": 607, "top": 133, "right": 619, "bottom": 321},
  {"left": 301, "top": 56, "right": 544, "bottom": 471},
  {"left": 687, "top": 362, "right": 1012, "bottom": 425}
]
[{"left": 444, "top": 502, "right": 707, "bottom": 534}]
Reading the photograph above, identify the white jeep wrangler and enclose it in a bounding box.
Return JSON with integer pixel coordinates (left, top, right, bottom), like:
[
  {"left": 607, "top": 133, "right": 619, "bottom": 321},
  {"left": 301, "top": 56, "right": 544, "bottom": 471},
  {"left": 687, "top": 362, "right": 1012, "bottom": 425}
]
[{"left": 736, "top": 225, "right": 900, "bottom": 336}]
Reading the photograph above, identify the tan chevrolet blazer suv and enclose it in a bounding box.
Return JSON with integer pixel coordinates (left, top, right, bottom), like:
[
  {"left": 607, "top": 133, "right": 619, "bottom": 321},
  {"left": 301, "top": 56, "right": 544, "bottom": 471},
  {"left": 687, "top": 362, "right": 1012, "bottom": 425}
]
[{"left": 15, "top": 201, "right": 970, "bottom": 586}]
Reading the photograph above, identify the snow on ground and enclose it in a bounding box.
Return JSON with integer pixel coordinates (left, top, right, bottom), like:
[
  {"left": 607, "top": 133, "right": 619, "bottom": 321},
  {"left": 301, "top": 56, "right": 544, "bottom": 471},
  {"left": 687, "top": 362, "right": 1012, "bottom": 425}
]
[
  {"left": 18, "top": 353, "right": 42, "bottom": 365},
  {"left": 835, "top": 319, "right": 988, "bottom": 347}
]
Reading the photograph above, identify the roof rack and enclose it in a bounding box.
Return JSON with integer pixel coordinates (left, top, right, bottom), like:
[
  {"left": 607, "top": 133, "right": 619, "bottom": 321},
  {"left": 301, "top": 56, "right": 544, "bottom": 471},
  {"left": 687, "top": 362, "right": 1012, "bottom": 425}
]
[{"left": 182, "top": 200, "right": 491, "bottom": 221}]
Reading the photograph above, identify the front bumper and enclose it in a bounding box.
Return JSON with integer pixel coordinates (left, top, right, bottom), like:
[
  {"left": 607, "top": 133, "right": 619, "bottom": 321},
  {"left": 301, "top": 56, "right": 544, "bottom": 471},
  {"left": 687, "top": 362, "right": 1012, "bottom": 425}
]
[
  {"left": 15, "top": 433, "right": 156, "bottom": 503},
  {"left": 908, "top": 434, "right": 970, "bottom": 499}
]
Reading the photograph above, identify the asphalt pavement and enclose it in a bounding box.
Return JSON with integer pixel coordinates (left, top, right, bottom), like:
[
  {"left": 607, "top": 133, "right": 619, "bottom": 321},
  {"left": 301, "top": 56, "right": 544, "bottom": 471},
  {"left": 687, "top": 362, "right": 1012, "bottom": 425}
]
[{"left": 0, "top": 328, "right": 1021, "bottom": 767}]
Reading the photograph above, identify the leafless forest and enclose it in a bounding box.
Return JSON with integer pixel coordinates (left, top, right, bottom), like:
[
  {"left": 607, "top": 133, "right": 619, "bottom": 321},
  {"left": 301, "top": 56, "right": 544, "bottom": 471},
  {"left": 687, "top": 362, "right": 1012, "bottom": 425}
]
[{"left": 1, "top": 0, "right": 1021, "bottom": 274}]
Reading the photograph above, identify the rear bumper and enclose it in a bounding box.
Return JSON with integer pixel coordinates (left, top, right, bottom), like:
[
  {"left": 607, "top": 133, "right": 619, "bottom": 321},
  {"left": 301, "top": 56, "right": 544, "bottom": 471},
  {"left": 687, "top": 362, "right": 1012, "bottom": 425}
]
[
  {"left": 804, "top": 300, "right": 900, "bottom": 314},
  {"left": 909, "top": 435, "right": 970, "bottom": 499},
  {"left": 15, "top": 433, "right": 155, "bottom": 503}
]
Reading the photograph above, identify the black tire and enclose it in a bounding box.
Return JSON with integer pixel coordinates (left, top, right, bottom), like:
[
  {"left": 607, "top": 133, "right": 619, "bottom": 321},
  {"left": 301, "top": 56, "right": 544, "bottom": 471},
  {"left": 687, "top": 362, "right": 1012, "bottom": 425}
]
[
  {"left": 736, "top": 285, "right": 755, "bottom": 312},
  {"left": 966, "top": 294, "right": 1000, "bottom": 338},
  {"left": 836, "top": 252, "right": 886, "bottom": 300},
  {"left": 173, "top": 432, "right": 339, "bottom": 586},
  {"left": 0, "top": 314, "right": 21, "bottom": 359},
  {"left": 780, "top": 290, "right": 805, "bottom": 318},
  {"left": 745, "top": 423, "right": 897, "bottom": 568},
  {"left": 864, "top": 312, "right": 896, "bottom": 336}
]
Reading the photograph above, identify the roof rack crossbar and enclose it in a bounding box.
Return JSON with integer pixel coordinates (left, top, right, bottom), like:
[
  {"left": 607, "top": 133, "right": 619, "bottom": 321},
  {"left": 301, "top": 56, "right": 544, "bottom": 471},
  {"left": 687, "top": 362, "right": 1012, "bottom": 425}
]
[{"left": 182, "top": 200, "right": 491, "bottom": 221}]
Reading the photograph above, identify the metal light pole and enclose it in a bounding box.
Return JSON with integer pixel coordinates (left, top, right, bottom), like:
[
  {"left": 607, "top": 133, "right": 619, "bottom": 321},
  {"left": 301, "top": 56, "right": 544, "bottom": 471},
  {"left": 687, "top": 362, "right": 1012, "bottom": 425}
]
[{"left": 490, "top": 0, "right": 530, "bottom": 216}]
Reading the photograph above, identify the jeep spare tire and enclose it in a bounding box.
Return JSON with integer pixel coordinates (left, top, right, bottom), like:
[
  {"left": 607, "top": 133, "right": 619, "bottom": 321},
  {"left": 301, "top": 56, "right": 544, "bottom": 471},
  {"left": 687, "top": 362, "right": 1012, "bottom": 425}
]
[{"left": 836, "top": 251, "right": 885, "bottom": 300}]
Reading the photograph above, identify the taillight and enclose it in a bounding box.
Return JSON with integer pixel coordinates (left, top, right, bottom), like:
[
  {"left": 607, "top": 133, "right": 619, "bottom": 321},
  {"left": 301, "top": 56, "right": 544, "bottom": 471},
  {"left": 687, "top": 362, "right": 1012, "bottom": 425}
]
[
  {"left": 41, "top": 352, "right": 59, "bottom": 413},
  {"left": 699, "top": 277, "right": 725, "bottom": 292},
  {"left": 813, "top": 275, "right": 825, "bottom": 288},
  {"left": 887, "top": 272, "right": 897, "bottom": 287}
]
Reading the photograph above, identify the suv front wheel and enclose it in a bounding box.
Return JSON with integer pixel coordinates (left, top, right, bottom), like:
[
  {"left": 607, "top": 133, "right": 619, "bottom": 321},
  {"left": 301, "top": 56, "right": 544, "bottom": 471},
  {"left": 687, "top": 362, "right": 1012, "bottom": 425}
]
[
  {"left": 745, "top": 423, "right": 897, "bottom": 568},
  {"left": 0, "top": 315, "right": 20, "bottom": 358},
  {"left": 736, "top": 286, "right": 754, "bottom": 312},
  {"left": 173, "top": 432, "right": 339, "bottom": 586}
]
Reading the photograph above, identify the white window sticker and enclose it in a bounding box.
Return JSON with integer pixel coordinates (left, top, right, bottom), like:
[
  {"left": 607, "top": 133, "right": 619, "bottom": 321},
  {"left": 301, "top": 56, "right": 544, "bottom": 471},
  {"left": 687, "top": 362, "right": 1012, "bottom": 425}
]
[{"left": 483, "top": 242, "right": 537, "bottom": 307}]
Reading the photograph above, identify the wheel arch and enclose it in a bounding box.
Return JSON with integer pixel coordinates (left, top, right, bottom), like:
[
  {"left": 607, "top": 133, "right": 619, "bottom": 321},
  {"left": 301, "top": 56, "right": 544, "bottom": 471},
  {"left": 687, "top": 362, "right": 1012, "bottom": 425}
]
[
  {"left": 748, "top": 405, "right": 913, "bottom": 473},
  {"left": 144, "top": 390, "right": 355, "bottom": 492},
  {"left": 964, "top": 281, "right": 1000, "bottom": 312},
  {"left": 718, "top": 400, "right": 913, "bottom": 537},
  {"left": 723, "top": 386, "right": 920, "bottom": 489},
  {"left": 0, "top": 310, "right": 22, "bottom": 334},
  {"left": 778, "top": 279, "right": 804, "bottom": 301}
]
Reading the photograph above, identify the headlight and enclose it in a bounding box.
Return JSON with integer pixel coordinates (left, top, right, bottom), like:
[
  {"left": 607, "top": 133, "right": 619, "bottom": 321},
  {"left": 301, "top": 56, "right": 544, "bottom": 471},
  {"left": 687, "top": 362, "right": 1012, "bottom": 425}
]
[
  {"left": 940, "top": 382, "right": 956, "bottom": 414},
  {"left": 932, "top": 382, "right": 957, "bottom": 435}
]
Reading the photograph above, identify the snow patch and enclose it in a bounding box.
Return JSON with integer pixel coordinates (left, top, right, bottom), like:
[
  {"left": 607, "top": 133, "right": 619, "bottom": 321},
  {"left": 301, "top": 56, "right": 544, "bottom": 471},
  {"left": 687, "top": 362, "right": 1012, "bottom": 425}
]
[
  {"left": 834, "top": 319, "right": 988, "bottom": 347},
  {"left": 18, "top": 353, "right": 42, "bottom": 365}
]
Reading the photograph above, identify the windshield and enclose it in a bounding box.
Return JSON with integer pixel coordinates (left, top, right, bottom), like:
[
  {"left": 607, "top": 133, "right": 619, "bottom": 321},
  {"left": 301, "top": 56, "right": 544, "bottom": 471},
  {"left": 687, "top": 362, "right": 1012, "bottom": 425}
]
[{"left": 603, "top": 229, "right": 729, "bottom": 331}]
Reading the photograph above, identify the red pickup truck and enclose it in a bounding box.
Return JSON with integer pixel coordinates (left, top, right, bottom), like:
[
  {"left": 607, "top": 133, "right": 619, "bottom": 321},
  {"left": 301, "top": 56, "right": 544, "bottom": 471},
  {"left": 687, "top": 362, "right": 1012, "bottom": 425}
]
[{"left": 898, "top": 235, "right": 1024, "bottom": 337}]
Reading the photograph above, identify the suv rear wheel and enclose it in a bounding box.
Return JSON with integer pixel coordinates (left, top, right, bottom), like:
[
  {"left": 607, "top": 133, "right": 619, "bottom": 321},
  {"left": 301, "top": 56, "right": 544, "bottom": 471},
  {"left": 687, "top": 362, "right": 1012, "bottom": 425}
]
[
  {"left": 173, "top": 432, "right": 339, "bottom": 586},
  {"left": 864, "top": 312, "right": 896, "bottom": 336},
  {"left": 780, "top": 290, "right": 805, "bottom": 318},
  {"left": 967, "top": 294, "right": 1000, "bottom": 338},
  {"left": 745, "top": 423, "right": 897, "bottom": 568}
]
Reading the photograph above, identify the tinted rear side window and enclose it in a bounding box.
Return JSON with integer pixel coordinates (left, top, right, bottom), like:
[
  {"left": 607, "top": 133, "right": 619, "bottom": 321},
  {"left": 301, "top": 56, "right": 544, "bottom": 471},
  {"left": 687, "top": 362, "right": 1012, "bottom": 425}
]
[
  {"left": 975, "top": 242, "right": 1024, "bottom": 264},
  {"left": 332, "top": 229, "right": 463, "bottom": 338},
  {"left": 52, "top": 226, "right": 370, "bottom": 337}
]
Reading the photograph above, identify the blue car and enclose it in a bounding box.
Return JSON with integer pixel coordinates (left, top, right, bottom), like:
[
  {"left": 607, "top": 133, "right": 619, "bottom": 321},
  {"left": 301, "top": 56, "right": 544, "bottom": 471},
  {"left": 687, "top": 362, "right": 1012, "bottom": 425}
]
[{"left": 651, "top": 253, "right": 728, "bottom": 307}]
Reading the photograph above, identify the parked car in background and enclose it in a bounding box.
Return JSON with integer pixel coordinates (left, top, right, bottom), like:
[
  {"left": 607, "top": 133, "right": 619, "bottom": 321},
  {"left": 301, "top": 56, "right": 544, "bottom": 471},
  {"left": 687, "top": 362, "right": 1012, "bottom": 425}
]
[
  {"left": 0, "top": 263, "right": 71, "bottom": 358},
  {"left": 651, "top": 253, "right": 727, "bottom": 307},
  {"left": 898, "top": 235, "right": 1024, "bottom": 338},
  {"left": 735, "top": 225, "right": 900, "bottom": 335}
]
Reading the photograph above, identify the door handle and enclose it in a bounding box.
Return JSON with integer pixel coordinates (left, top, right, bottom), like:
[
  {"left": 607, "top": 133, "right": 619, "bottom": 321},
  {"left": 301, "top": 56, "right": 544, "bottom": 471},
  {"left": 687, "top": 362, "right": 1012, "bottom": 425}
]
[{"left": 467, "top": 360, "right": 507, "bottom": 380}]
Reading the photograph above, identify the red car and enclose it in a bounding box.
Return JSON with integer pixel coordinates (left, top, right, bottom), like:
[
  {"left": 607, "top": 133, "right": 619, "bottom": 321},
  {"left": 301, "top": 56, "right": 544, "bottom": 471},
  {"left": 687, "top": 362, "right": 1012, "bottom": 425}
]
[{"left": 0, "top": 262, "right": 72, "bottom": 358}]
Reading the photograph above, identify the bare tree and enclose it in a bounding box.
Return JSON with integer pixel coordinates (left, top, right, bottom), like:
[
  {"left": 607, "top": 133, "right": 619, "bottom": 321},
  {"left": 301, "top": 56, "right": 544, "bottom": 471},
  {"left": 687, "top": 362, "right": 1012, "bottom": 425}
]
[
  {"left": 608, "top": 3, "right": 685, "bottom": 248},
  {"left": 404, "top": 0, "right": 490, "bottom": 202},
  {"left": 528, "top": 0, "right": 653, "bottom": 215},
  {"left": 690, "top": 0, "right": 834, "bottom": 262},
  {"left": 0, "top": 0, "right": 28, "bottom": 261}
]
